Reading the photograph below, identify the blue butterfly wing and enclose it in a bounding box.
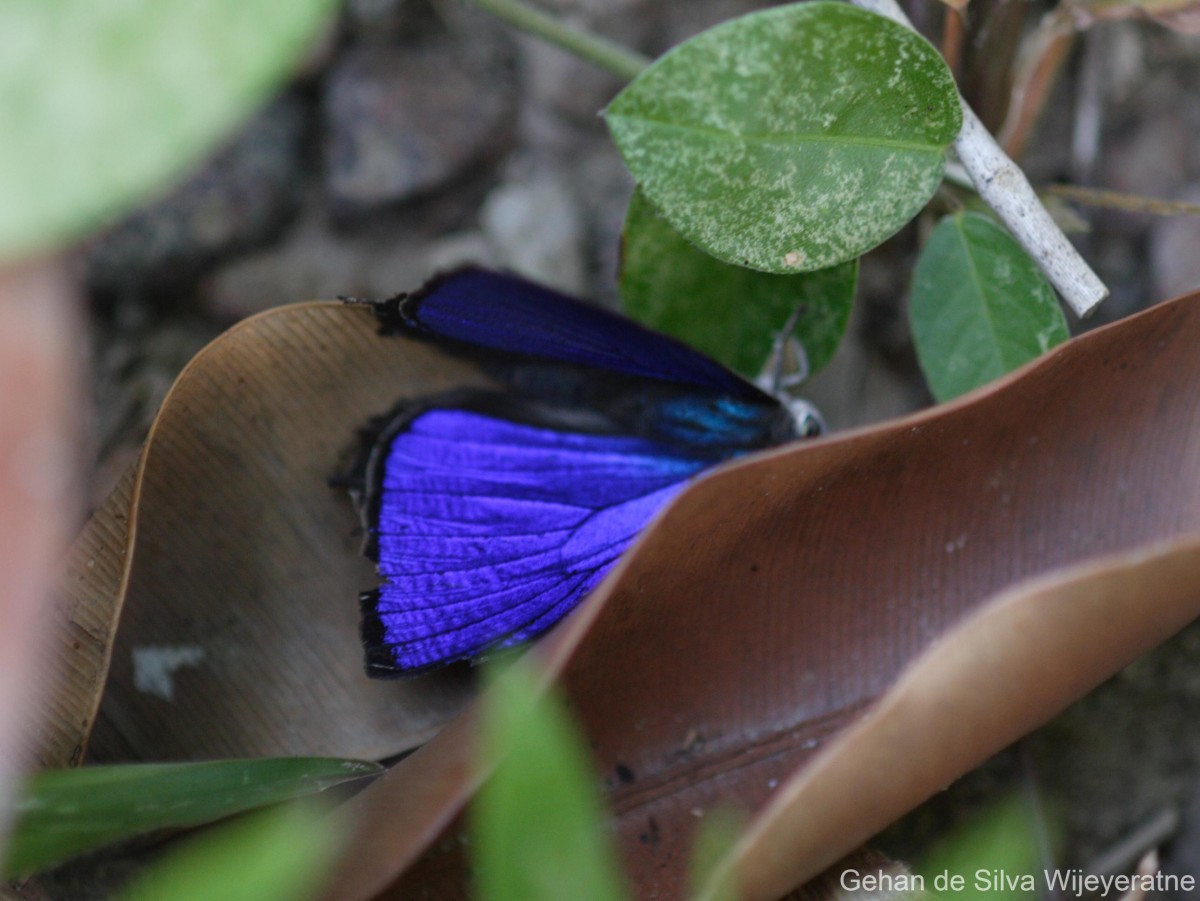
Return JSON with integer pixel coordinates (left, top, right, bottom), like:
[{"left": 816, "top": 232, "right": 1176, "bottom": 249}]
[
  {"left": 361, "top": 405, "right": 712, "bottom": 675},
  {"left": 351, "top": 268, "right": 805, "bottom": 675},
  {"left": 387, "top": 267, "right": 765, "bottom": 400}
]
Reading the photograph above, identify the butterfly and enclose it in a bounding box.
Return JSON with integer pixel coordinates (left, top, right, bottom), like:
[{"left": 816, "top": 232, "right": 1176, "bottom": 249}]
[{"left": 343, "top": 267, "right": 821, "bottom": 677}]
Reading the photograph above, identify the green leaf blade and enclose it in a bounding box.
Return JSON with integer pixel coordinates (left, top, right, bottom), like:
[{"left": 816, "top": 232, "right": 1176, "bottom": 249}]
[
  {"left": 620, "top": 188, "right": 855, "bottom": 377},
  {"left": 118, "top": 802, "right": 340, "bottom": 901},
  {"left": 474, "top": 663, "right": 627, "bottom": 901},
  {"left": 0, "top": 0, "right": 337, "bottom": 261},
  {"left": 3, "top": 757, "right": 381, "bottom": 878},
  {"left": 605, "top": 2, "right": 961, "bottom": 273},
  {"left": 910, "top": 212, "right": 1070, "bottom": 402},
  {"left": 917, "top": 796, "right": 1048, "bottom": 901}
]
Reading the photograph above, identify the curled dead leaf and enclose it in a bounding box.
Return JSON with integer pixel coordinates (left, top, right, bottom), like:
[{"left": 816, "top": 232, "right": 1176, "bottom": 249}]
[
  {"left": 39, "top": 302, "right": 498, "bottom": 765},
  {"left": 727, "top": 538, "right": 1200, "bottom": 900}
]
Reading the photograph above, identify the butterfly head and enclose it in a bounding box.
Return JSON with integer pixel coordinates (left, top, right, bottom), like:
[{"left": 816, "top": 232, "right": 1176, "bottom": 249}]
[{"left": 785, "top": 397, "right": 825, "bottom": 438}]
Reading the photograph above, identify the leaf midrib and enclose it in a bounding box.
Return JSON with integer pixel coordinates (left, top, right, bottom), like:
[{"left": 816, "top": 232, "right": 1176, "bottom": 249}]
[
  {"left": 606, "top": 113, "right": 953, "bottom": 153},
  {"left": 952, "top": 215, "right": 1008, "bottom": 376}
]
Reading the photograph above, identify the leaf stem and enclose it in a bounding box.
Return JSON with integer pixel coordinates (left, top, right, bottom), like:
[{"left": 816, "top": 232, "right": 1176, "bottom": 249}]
[
  {"left": 466, "top": 0, "right": 650, "bottom": 81},
  {"left": 849, "top": 0, "right": 1108, "bottom": 318}
]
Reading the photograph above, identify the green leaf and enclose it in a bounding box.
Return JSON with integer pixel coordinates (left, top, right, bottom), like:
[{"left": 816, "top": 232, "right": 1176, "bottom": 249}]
[
  {"left": 689, "top": 807, "right": 745, "bottom": 901},
  {"left": 604, "top": 2, "right": 961, "bottom": 274},
  {"left": 909, "top": 212, "right": 1069, "bottom": 402},
  {"left": 473, "top": 662, "right": 627, "bottom": 901},
  {"left": 3, "top": 757, "right": 381, "bottom": 878},
  {"left": 620, "top": 188, "right": 855, "bottom": 378},
  {"left": 118, "top": 802, "right": 339, "bottom": 901},
  {"left": 0, "top": 0, "right": 336, "bottom": 261},
  {"left": 917, "top": 796, "right": 1047, "bottom": 901}
]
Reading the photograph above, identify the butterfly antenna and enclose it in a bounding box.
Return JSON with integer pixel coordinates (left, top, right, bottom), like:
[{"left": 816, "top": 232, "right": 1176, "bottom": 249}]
[
  {"left": 756, "top": 303, "right": 810, "bottom": 395},
  {"left": 755, "top": 304, "right": 827, "bottom": 436}
]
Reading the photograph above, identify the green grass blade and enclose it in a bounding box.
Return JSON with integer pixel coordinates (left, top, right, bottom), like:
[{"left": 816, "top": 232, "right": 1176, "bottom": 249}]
[{"left": 3, "top": 757, "right": 380, "bottom": 878}]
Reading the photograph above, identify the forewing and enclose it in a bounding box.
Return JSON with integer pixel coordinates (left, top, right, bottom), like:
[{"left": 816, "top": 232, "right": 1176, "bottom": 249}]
[
  {"left": 385, "top": 267, "right": 764, "bottom": 400},
  {"left": 362, "top": 406, "right": 712, "bottom": 675}
]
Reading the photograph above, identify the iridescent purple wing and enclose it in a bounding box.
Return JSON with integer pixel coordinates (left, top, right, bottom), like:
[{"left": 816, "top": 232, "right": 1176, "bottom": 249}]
[
  {"left": 349, "top": 268, "right": 802, "bottom": 677},
  {"left": 379, "top": 267, "right": 766, "bottom": 400},
  {"left": 360, "top": 404, "right": 712, "bottom": 675}
]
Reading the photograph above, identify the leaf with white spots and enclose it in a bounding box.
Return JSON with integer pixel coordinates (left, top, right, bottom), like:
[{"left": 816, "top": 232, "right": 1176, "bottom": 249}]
[
  {"left": 619, "top": 188, "right": 855, "bottom": 378},
  {"left": 604, "top": 2, "right": 961, "bottom": 274},
  {"left": 910, "top": 212, "right": 1069, "bottom": 402}
]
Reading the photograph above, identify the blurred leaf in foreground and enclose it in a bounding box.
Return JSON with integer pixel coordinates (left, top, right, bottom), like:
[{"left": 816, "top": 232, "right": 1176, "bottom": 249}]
[
  {"left": 473, "top": 661, "right": 627, "bottom": 901},
  {"left": 118, "top": 801, "right": 339, "bottom": 901},
  {"left": 917, "top": 796, "right": 1046, "bottom": 901},
  {"left": 3, "top": 757, "right": 380, "bottom": 878},
  {"left": 0, "top": 0, "right": 336, "bottom": 261},
  {"left": 689, "top": 806, "right": 744, "bottom": 901}
]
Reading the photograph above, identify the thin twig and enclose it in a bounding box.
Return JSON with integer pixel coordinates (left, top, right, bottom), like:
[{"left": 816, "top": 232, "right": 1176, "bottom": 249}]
[
  {"left": 849, "top": 0, "right": 1109, "bottom": 318},
  {"left": 1084, "top": 807, "right": 1179, "bottom": 883},
  {"left": 1070, "top": 28, "right": 1107, "bottom": 184},
  {"left": 466, "top": 0, "right": 650, "bottom": 81},
  {"left": 1114, "top": 850, "right": 1160, "bottom": 901},
  {"left": 1047, "top": 184, "right": 1200, "bottom": 218}
]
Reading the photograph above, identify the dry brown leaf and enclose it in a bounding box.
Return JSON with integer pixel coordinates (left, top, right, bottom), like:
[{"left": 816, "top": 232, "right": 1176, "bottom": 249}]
[
  {"left": 319, "top": 290, "right": 1200, "bottom": 901},
  {"left": 728, "top": 539, "right": 1200, "bottom": 899},
  {"left": 39, "top": 466, "right": 135, "bottom": 767},
  {"left": 38, "top": 302, "right": 499, "bottom": 765}
]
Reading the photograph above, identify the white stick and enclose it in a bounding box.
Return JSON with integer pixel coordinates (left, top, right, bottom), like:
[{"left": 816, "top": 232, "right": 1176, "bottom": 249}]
[{"left": 850, "top": 0, "right": 1109, "bottom": 317}]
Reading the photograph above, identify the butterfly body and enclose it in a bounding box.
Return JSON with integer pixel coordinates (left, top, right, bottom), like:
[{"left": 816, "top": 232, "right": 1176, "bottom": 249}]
[{"left": 347, "top": 268, "right": 814, "bottom": 677}]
